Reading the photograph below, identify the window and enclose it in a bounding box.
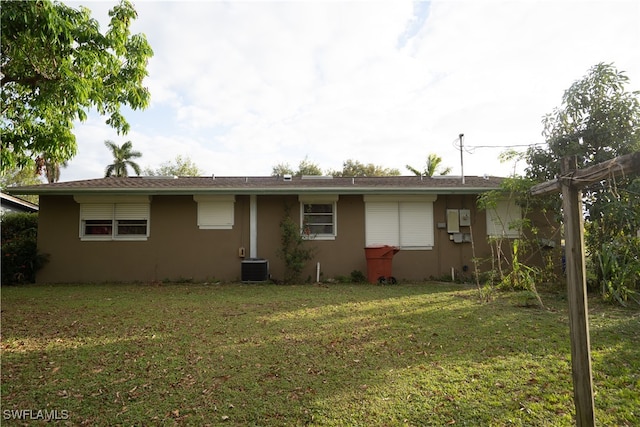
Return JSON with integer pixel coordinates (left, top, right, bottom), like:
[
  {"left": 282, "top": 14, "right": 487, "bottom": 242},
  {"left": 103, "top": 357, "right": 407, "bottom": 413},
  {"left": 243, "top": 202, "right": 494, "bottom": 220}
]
[
  {"left": 194, "top": 195, "right": 235, "bottom": 229},
  {"left": 364, "top": 195, "right": 436, "bottom": 250},
  {"left": 299, "top": 195, "right": 338, "bottom": 240},
  {"left": 486, "top": 199, "right": 522, "bottom": 238},
  {"left": 75, "top": 196, "right": 150, "bottom": 241}
]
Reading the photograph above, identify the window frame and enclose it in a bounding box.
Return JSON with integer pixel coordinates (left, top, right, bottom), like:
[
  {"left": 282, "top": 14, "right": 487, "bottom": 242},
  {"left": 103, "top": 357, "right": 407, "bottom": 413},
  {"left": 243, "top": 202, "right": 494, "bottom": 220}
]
[
  {"left": 75, "top": 196, "right": 151, "bottom": 241},
  {"left": 299, "top": 195, "right": 338, "bottom": 240}
]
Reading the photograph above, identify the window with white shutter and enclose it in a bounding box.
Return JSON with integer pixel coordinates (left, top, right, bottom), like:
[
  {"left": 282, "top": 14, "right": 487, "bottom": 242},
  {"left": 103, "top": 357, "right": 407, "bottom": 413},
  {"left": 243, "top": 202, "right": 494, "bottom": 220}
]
[
  {"left": 399, "top": 202, "right": 434, "bottom": 249},
  {"left": 365, "top": 202, "right": 399, "bottom": 246},
  {"left": 364, "top": 195, "right": 436, "bottom": 250},
  {"left": 194, "top": 195, "right": 235, "bottom": 229},
  {"left": 486, "top": 199, "right": 522, "bottom": 238}
]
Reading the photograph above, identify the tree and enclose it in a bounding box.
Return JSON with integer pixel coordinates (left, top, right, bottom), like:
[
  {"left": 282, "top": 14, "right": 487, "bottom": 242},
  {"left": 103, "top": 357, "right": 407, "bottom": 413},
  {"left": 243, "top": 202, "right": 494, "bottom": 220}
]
[
  {"left": 0, "top": 168, "right": 42, "bottom": 190},
  {"left": 35, "top": 155, "right": 68, "bottom": 183},
  {"left": 0, "top": 167, "right": 42, "bottom": 204},
  {"left": 271, "top": 163, "right": 294, "bottom": 177},
  {"left": 525, "top": 62, "right": 640, "bottom": 301},
  {"left": 104, "top": 140, "right": 142, "bottom": 177},
  {"left": 1, "top": 0, "right": 153, "bottom": 173},
  {"left": 271, "top": 157, "right": 322, "bottom": 177},
  {"left": 406, "top": 153, "right": 452, "bottom": 177},
  {"left": 328, "top": 159, "right": 401, "bottom": 177},
  {"left": 1, "top": 213, "right": 48, "bottom": 285},
  {"left": 144, "top": 155, "right": 203, "bottom": 177}
]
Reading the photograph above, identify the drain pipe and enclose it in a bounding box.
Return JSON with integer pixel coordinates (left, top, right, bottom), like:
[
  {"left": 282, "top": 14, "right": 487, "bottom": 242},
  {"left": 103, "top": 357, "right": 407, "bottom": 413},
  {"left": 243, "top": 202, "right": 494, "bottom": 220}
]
[
  {"left": 250, "top": 195, "right": 257, "bottom": 258},
  {"left": 316, "top": 262, "right": 320, "bottom": 283}
]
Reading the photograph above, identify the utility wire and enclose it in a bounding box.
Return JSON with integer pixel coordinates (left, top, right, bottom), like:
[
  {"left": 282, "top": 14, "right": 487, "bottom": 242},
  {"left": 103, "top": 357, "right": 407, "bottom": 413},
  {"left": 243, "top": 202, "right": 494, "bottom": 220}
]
[{"left": 466, "top": 143, "right": 547, "bottom": 149}]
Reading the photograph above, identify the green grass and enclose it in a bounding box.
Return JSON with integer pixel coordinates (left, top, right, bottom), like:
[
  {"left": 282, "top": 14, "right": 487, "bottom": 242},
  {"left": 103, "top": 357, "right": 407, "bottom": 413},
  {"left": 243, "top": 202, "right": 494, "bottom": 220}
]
[{"left": 1, "top": 282, "right": 638, "bottom": 426}]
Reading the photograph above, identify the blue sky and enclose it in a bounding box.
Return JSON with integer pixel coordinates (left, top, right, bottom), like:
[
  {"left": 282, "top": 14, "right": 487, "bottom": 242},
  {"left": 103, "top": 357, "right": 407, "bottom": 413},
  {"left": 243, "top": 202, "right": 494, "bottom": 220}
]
[{"left": 61, "top": 0, "right": 640, "bottom": 181}]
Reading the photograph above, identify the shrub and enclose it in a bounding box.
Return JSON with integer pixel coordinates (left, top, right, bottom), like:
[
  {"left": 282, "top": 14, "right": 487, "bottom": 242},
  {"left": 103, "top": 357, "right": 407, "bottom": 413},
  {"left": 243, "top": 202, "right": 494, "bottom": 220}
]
[
  {"left": 350, "top": 270, "right": 367, "bottom": 283},
  {"left": 278, "top": 205, "right": 316, "bottom": 284},
  {"left": 1, "top": 213, "right": 48, "bottom": 285},
  {"left": 596, "top": 237, "right": 640, "bottom": 306}
]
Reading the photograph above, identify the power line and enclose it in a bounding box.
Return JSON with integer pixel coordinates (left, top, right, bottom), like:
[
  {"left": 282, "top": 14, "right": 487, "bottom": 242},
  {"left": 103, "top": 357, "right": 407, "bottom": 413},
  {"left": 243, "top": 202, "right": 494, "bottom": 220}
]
[{"left": 466, "top": 143, "right": 547, "bottom": 149}]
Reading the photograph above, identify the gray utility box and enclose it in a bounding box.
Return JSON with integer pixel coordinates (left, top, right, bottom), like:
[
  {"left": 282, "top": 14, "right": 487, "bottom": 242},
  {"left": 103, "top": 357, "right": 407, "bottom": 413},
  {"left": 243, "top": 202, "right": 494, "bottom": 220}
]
[{"left": 241, "top": 258, "right": 269, "bottom": 282}]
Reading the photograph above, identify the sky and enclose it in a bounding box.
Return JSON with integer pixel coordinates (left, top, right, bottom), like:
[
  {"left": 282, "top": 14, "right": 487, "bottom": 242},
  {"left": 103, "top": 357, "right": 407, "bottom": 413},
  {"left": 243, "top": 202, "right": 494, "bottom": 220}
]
[{"left": 60, "top": 0, "right": 640, "bottom": 182}]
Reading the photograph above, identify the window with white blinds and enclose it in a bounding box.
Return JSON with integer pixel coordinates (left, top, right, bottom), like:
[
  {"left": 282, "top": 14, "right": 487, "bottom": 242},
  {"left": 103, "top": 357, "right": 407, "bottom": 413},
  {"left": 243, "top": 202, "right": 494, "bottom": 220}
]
[
  {"left": 486, "top": 199, "right": 522, "bottom": 238},
  {"left": 193, "top": 195, "right": 235, "bottom": 229},
  {"left": 364, "top": 195, "right": 436, "bottom": 250}
]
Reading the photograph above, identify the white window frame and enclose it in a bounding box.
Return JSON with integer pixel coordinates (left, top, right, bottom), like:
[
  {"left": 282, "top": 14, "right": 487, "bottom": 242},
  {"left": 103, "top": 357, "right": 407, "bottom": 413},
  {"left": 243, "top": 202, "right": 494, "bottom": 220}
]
[
  {"left": 193, "top": 195, "right": 235, "bottom": 229},
  {"left": 75, "top": 196, "right": 151, "bottom": 241},
  {"left": 364, "top": 195, "right": 437, "bottom": 250},
  {"left": 299, "top": 195, "right": 338, "bottom": 240},
  {"left": 486, "top": 199, "right": 522, "bottom": 238}
]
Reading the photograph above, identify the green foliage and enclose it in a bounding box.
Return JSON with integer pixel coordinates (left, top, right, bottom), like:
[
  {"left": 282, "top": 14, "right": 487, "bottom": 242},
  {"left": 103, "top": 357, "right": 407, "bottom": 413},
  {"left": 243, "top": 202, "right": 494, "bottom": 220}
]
[
  {"left": 272, "top": 158, "right": 401, "bottom": 177},
  {"left": 527, "top": 63, "right": 640, "bottom": 182},
  {"left": 596, "top": 237, "right": 640, "bottom": 306},
  {"left": 1, "top": 0, "right": 153, "bottom": 173},
  {"left": 104, "top": 140, "right": 142, "bottom": 177},
  {"left": 406, "top": 153, "right": 452, "bottom": 177},
  {"left": 0, "top": 168, "right": 42, "bottom": 204},
  {"left": 1, "top": 213, "right": 48, "bottom": 284},
  {"left": 478, "top": 176, "right": 559, "bottom": 305},
  {"left": 525, "top": 63, "right": 640, "bottom": 305},
  {"left": 272, "top": 156, "right": 322, "bottom": 177},
  {"left": 350, "top": 270, "right": 367, "bottom": 283},
  {"left": 497, "top": 239, "right": 545, "bottom": 308},
  {"left": 143, "top": 155, "right": 203, "bottom": 177},
  {"left": 278, "top": 204, "right": 316, "bottom": 284},
  {"left": 329, "top": 159, "right": 401, "bottom": 177}
]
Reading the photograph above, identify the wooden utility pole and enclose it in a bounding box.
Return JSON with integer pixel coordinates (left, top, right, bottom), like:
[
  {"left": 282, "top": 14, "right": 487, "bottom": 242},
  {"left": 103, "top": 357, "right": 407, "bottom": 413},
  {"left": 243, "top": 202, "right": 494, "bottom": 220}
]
[{"left": 530, "top": 150, "right": 640, "bottom": 427}]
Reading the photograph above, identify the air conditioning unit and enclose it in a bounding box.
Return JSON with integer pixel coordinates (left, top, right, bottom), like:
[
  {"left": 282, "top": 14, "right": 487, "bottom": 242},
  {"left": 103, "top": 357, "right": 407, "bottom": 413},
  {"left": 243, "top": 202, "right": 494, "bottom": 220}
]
[{"left": 241, "top": 258, "right": 269, "bottom": 282}]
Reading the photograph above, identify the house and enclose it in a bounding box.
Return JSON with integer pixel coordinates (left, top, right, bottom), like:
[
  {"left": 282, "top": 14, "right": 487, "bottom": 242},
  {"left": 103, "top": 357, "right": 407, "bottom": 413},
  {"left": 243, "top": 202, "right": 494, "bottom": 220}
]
[
  {"left": 7, "top": 175, "right": 557, "bottom": 284},
  {"left": 1, "top": 192, "right": 39, "bottom": 215}
]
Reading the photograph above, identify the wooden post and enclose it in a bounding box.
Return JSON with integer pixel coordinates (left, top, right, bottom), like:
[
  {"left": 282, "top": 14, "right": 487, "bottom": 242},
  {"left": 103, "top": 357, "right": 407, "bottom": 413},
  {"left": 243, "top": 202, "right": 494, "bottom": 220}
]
[
  {"left": 530, "top": 151, "right": 640, "bottom": 426},
  {"left": 560, "top": 156, "right": 595, "bottom": 427}
]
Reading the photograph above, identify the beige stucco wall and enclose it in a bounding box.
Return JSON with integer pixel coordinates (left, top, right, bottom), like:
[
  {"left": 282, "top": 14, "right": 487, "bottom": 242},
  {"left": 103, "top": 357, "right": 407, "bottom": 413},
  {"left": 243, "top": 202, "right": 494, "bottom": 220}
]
[{"left": 35, "top": 193, "right": 558, "bottom": 283}]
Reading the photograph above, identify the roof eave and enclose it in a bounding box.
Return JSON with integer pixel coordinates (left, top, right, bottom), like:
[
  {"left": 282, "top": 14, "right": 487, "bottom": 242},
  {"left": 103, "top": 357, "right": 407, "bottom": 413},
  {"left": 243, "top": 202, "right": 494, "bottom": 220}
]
[{"left": 8, "top": 186, "right": 500, "bottom": 196}]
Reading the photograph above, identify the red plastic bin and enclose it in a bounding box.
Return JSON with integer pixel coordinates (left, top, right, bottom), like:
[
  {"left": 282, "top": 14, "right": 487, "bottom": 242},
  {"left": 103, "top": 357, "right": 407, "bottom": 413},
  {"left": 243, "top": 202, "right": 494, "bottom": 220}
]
[{"left": 364, "top": 245, "right": 400, "bottom": 284}]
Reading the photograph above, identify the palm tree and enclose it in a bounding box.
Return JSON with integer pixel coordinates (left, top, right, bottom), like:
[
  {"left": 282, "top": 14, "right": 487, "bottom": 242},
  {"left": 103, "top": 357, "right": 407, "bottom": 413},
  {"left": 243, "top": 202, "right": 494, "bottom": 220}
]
[
  {"left": 35, "top": 155, "right": 68, "bottom": 183},
  {"left": 104, "top": 140, "right": 142, "bottom": 177},
  {"left": 406, "top": 153, "right": 452, "bottom": 177}
]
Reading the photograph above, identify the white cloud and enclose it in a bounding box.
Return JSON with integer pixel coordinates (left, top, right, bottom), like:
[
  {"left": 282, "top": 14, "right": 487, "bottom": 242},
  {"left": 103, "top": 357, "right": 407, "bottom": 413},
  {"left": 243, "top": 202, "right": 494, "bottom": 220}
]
[{"left": 60, "top": 0, "right": 640, "bottom": 182}]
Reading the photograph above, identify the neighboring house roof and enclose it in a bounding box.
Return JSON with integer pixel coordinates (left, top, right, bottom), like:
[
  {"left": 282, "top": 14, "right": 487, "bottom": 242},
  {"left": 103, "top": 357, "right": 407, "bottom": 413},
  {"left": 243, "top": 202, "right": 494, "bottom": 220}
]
[
  {"left": 7, "top": 175, "right": 503, "bottom": 196},
  {"left": 1, "top": 192, "right": 39, "bottom": 213}
]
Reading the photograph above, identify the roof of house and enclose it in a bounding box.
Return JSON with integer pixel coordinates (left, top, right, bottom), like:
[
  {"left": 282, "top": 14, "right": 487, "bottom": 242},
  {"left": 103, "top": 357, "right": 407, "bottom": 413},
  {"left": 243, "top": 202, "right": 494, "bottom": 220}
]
[
  {"left": 7, "top": 175, "right": 504, "bottom": 196},
  {"left": 1, "top": 192, "right": 39, "bottom": 212}
]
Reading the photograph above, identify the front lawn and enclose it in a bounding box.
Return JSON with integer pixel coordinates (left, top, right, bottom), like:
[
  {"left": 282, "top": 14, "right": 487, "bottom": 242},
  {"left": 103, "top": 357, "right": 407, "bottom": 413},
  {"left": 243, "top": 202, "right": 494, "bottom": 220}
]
[{"left": 1, "top": 283, "right": 638, "bottom": 426}]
